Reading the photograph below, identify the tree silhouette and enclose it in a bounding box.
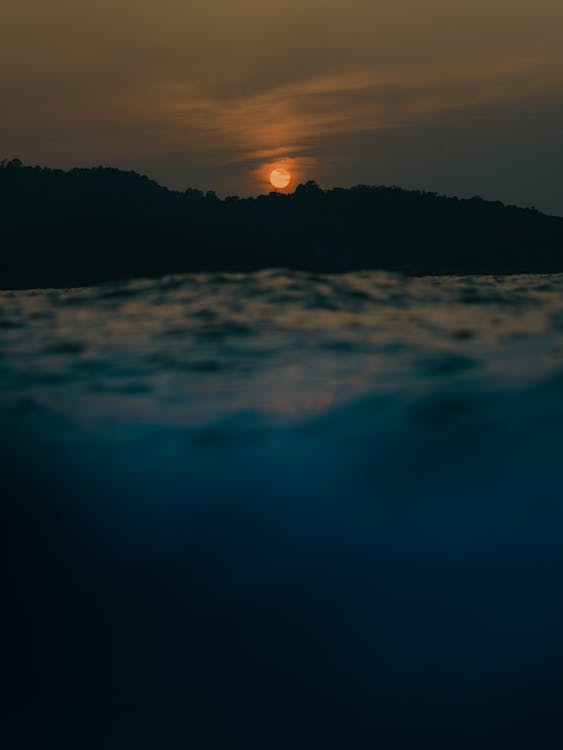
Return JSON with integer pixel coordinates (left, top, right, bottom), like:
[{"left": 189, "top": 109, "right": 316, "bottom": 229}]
[{"left": 0, "top": 160, "right": 561, "bottom": 289}]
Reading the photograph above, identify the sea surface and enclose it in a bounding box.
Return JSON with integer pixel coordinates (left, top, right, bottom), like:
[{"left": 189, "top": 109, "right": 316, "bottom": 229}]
[{"left": 4, "top": 270, "right": 563, "bottom": 748}]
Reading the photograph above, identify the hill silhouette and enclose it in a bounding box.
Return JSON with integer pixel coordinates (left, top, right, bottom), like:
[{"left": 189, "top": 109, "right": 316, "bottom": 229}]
[{"left": 1, "top": 159, "right": 562, "bottom": 289}]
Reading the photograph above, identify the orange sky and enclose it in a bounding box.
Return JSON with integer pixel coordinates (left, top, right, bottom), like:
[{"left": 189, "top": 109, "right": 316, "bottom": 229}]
[{"left": 2, "top": 0, "right": 562, "bottom": 212}]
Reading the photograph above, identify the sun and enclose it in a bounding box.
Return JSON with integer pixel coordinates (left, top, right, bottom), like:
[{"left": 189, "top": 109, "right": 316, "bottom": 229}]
[{"left": 270, "top": 167, "right": 291, "bottom": 189}]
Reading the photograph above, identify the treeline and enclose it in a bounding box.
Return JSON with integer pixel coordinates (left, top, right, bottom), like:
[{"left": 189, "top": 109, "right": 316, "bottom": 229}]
[{"left": 1, "top": 159, "right": 562, "bottom": 288}]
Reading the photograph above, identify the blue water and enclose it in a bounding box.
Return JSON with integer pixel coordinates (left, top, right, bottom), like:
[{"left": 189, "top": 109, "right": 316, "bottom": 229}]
[{"left": 4, "top": 270, "right": 563, "bottom": 747}]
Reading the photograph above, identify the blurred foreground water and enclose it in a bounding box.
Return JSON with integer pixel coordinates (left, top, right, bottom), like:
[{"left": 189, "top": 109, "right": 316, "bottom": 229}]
[{"left": 4, "top": 270, "right": 563, "bottom": 748}]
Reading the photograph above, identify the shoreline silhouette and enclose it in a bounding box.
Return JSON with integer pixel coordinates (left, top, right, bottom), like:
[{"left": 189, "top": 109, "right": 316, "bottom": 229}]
[{"left": 1, "top": 159, "right": 562, "bottom": 289}]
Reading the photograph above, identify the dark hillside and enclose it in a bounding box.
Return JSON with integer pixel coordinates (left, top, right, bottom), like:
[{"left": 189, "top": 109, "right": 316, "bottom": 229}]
[{"left": 1, "top": 160, "right": 562, "bottom": 288}]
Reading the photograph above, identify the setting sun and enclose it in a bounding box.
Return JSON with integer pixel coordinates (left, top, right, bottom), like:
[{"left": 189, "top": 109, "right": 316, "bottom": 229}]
[{"left": 270, "top": 167, "right": 291, "bottom": 189}]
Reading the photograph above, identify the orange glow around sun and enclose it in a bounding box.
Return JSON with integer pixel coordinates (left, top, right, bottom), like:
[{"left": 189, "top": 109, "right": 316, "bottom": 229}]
[
  {"left": 255, "top": 156, "right": 311, "bottom": 193},
  {"left": 270, "top": 167, "right": 291, "bottom": 189}
]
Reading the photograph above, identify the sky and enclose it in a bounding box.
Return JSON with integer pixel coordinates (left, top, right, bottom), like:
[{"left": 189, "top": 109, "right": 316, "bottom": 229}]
[{"left": 2, "top": 0, "right": 562, "bottom": 213}]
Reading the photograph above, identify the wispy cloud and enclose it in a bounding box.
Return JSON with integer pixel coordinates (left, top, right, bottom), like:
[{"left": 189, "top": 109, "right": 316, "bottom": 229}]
[{"left": 147, "top": 56, "right": 560, "bottom": 189}]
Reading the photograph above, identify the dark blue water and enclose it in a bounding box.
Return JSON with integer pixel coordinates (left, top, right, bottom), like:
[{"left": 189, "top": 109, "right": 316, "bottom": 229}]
[{"left": 4, "top": 270, "right": 563, "bottom": 748}]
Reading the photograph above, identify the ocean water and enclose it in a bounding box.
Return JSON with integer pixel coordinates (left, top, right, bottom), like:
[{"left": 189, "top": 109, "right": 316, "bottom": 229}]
[{"left": 4, "top": 270, "right": 563, "bottom": 748}]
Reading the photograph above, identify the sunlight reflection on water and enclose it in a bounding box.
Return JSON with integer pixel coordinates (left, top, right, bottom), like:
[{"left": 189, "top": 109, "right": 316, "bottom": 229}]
[{"left": 2, "top": 269, "right": 563, "bottom": 432}]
